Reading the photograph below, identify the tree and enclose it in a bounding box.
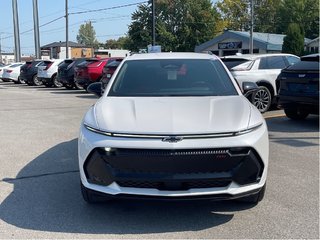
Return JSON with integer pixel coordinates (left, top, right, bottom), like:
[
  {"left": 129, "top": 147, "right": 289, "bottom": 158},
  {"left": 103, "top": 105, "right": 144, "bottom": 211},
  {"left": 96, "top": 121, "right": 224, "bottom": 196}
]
[
  {"left": 76, "top": 22, "right": 99, "bottom": 48},
  {"left": 214, "top": 0, "right": 250, "bottom": 32},
  {"left": 253, "top": 0, "right": 281, "bottom": 33},
  {"left": 282, "top": 23, "right": 304, "bottom": 56},
  {"left": 276, "top": 0, "right": 319, "bottom": 39},
  {"left": 126, "top": 0, "right": 218, "bottom": 52},
  {"left": 104, "top": 36, "right": 130, "bottom": 49}
]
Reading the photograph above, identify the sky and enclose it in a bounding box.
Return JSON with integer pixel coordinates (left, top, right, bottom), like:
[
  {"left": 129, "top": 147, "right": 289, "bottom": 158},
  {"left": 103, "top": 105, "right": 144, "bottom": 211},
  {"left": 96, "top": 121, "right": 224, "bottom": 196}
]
[{"left": 0, "top": 0, "right": 148, "bottom": 55}]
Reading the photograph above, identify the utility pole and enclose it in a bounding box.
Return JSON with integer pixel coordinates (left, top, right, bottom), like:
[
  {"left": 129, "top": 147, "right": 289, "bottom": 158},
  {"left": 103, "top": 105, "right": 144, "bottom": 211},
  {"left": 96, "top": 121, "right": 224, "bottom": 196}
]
[
  {"left": 0, "top": 33, "right": 2, "bottom": 63},
  {"left": 65, "top": 0, "right": 69, "bottom": 58},
  {"left": 249, "top": 0, "right": 254, "bottom": 54},
  {"left": 33, "top": 0, "right": 41, "bottom": 59},
  {"left": 151, "top": 0, "right": 155, "bottom": 46},
  {"left": 12, "top": 0, "right": 21, "bottom": 62}
]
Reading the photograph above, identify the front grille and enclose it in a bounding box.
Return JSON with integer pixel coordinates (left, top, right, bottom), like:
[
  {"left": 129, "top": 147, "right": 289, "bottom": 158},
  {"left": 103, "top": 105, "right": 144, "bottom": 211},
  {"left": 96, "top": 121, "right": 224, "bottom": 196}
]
[
  {"left": 117, "top": 179, "right": 231, "bottom": 190},
  {"left": 84, "top": 147, "right": 264, "bottom": 190}
]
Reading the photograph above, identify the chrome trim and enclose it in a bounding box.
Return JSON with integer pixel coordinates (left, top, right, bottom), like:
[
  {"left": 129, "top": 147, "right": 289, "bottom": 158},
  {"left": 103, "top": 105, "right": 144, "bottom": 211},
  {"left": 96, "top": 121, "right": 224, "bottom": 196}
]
[{"left": 84, "top": 123, "right": 263, "bottom": 139}]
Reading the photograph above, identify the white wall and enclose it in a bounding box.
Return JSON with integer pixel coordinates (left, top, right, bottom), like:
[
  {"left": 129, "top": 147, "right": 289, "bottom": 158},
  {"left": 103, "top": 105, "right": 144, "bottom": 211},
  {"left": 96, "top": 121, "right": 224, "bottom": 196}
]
[{"left": 58, "top": 47, "right": 72, "bottom": 59}]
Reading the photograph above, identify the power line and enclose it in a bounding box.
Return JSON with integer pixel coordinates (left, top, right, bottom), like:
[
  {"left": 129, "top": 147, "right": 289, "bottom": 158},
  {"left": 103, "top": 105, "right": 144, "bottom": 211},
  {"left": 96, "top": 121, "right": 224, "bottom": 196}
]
[{"left": 69, "top": 1, "right": 148, "bottom": 15}]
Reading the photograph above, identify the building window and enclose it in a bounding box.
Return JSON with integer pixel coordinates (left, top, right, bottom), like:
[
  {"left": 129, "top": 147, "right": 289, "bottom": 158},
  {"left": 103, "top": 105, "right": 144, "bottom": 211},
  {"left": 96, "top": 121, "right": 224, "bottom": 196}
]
[
  {"left": 242, "top": 49, "right": 259, "bottom": 54},
  {"left": 223, "top": 50, "right": 238, "bottom": 56},
  {"left": 210, "top": 50, "right": 219, "bottom": 56}
]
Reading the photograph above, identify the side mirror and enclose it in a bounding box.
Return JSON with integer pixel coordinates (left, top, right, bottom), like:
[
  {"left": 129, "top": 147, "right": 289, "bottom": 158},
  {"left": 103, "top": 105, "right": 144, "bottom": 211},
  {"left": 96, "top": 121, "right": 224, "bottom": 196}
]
[
  {"left": 242, "top": 82, "right": 258, "bottom": 97},
  {"left": 87, "top": 82, "right": 103, "bottom": 97}
]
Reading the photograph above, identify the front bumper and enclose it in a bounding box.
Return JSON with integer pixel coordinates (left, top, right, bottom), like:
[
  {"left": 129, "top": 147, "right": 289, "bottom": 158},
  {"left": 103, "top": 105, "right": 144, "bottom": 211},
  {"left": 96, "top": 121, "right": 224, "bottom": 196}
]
[{"left": 79, "top": 123, "right": 269, "bottom": 198}]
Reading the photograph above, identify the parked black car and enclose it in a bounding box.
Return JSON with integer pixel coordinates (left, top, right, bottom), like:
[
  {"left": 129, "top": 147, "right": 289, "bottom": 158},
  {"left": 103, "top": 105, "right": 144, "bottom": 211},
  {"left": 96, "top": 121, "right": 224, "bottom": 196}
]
[
  {"left": 57, "top": 58, "right": 87, "bottom": 90},
  {"left": 20, "top": 60, "right": 43, "bottom": 86},
  {"left": 277, "top": 54, "right": 319, "bottom": 120}
]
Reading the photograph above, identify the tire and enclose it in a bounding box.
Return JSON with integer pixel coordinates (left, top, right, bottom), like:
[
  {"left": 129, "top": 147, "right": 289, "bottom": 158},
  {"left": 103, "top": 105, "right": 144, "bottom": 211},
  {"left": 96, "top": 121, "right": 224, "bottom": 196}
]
[
  {"left": 284, "top": 107, "right": 309, "bottom": 120},
  {"left": 251, "top": 86, "right": 272, "bottom": 113},
  {"left": 237, "top": 184, "right": 266, "bottom": 204},
  {"left": 33, "top": 74, "right": 42, "bottom": 86},
  {"left": 53, "top": 74, "right": 63, "bottom": 88},
  {"left": 17, "top": 77, "right": 24, "bottom": 84},
  {"left": 81, "top": 182, "right": 111, "bottom": 203},
  {"left": 74, "top": 81, "right": 84, "bottom": 90},
  {"left": 14, "top": 80, "right": 20, "bottom": 84}
]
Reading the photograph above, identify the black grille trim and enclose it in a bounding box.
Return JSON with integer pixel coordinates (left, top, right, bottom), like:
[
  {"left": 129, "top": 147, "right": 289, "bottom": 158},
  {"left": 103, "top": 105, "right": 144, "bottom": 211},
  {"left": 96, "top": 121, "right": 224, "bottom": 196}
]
[{"left": 84, "top": 147, "right": 264, "bottom": 190}]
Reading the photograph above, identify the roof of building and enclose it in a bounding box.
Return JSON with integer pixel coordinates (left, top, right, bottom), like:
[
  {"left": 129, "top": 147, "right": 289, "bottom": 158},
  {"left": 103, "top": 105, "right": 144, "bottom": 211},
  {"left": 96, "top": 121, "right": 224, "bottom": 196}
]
[
  {"left": 195, "top": 30, "right": 311, "bottom": 52},
  {"left": 306, "top": 37, "right": 319, "bottom": 46},
  {"left": 41, "top": 41, "right": 87, "bottom": 48}
]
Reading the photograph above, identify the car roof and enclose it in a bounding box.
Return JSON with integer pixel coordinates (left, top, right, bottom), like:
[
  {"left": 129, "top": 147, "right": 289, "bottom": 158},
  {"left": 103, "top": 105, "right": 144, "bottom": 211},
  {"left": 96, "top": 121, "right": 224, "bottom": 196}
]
[
  {"left": 300, "top": 53, "right": 320, "bottom": 61},
  {"left": 125, "top": 52, "right": 219, "bottom": 61},
  {"left": 220, "top": 53, "right": 297, "bottom": 60}
]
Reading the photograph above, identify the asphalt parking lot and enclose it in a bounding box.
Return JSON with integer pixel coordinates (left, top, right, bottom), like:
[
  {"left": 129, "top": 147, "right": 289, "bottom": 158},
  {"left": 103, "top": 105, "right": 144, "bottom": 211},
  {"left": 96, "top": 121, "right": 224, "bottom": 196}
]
[{"left": 0, "top": 82, "right": 319, "bottom": 239}]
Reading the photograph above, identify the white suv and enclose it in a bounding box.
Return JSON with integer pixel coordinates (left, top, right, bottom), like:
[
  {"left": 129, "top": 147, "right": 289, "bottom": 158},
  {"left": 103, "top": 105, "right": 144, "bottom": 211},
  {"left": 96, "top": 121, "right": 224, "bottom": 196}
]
[
  {"left": 78, "top": 52, "right": 269, "bottom": 204},
  {"left": 221, "top": 53, "right": 300, "bottom": 113},
  {"left": 37, "top": 59, "right": 64, "bottom": 87}
]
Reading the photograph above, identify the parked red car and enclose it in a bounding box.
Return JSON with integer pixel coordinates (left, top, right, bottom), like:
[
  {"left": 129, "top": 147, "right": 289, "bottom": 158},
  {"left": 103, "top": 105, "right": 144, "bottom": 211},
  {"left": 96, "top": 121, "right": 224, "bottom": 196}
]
[
  {"left": 74, "top": 57, "right": 123, "bottom": 89},
  {"left": 101, "top": 58, "right": 123, "bottom": 90}
]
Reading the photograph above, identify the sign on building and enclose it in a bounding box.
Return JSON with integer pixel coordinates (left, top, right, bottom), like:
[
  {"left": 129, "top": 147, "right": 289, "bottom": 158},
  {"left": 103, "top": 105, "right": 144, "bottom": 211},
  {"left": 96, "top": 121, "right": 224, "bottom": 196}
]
[{"left": 218, "top": 42, "right": 242, "bottom": 49}]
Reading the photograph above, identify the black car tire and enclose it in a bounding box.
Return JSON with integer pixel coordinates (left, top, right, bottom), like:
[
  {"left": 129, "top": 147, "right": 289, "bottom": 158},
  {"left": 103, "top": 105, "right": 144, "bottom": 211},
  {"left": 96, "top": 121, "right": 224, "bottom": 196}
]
[
  {"left": 284, "top": 107, "right": 309, "bottom": 120},
  {"left": 53, "top": 74, "right": 63, "bottom": 88},
  {"left": 16, "top": 77, "right": 24, "bottom": 84},
  {"left": 33, "top": 74, "right": 42, "bottom": 86},
  {"left": 81, "top": 182, "right": 111, "bottom": 203},
  {"left": 237, "top": 184, "right": 266, "bottom": 204},
  {"left": 251, "top": 86, "right": 272, "bottom": 113},
  {"left": 74, "top": 81, "right": 84, "bottom": 90}
]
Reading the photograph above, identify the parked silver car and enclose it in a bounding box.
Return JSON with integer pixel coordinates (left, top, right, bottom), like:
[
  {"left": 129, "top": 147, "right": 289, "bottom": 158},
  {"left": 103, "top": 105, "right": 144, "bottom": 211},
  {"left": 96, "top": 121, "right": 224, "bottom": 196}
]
[{"left": 221, "top": 53, "right": 300, "bottom": 112}]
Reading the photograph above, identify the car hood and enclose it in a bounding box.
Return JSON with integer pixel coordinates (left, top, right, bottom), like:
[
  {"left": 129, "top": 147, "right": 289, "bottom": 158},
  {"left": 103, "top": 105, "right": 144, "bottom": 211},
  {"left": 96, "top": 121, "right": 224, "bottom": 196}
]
[{"left": 92, "top": 96, "right": 254, "bottom": 135}]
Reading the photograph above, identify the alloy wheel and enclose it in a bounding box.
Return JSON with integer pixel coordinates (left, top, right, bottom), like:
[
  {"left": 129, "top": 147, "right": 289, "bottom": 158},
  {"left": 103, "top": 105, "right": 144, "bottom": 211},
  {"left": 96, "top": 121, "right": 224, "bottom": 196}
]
[{"left": 252, "top": 86, "right": 271, "bottom": 113}]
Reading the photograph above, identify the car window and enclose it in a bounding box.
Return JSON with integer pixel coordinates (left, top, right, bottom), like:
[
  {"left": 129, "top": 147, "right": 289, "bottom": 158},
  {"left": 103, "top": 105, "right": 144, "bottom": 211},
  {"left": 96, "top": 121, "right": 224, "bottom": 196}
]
[
  {"left": 221, "top": 58, "right": 253, "bottom": 70},
  {"left": 259, "top": 56, "right": 287, "bottom": 69},
  {"left": 286, "top": 56, "right": 300, "bottom": 65},
  {"left": 108, "top": 59, "right": 238, "bottom": 97}
]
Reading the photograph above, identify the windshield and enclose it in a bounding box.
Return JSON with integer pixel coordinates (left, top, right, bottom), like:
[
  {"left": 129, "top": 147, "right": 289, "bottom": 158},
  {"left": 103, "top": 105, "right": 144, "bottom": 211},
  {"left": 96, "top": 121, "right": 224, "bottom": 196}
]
[{"left": 108, "top": 59, "right": 238, "bottom": 97}]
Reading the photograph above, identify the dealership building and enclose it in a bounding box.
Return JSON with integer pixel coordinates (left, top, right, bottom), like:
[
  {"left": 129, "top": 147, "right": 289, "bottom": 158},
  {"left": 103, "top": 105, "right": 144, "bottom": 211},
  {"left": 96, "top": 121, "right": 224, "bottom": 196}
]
[{"left": 195, "top": 30, "right": 312, "bottom": 56}]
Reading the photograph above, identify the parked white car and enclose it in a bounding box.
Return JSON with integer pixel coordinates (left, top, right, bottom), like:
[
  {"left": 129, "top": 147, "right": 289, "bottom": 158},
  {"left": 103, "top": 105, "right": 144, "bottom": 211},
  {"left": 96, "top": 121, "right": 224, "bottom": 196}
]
[
  {"left": 79, "top": 52, "right": 269, "bottom": 204},
  {"left": 0, "top": 64, "right": 9, "bottom": 81},
  {"left": 1, "top": 63, "right": 24, "bottom": 83},
  {"left": 37, "top": 59, "right": 64, "bottom": 87},
  {"left": 221, "top": 53, "right": 300, "bottom": 112}
]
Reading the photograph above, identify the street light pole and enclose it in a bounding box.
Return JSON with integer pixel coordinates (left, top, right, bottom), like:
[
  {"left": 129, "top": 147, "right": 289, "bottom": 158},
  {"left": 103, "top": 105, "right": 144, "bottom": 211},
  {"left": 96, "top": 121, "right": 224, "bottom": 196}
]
[
  {"left": 65, "top": 0, "right": 69, "bottom": 58},
  {"left": 33, "top": 0, "right": 41, "bottom": 59},
  {"left": 12, "top": 0, "right": 21, "bottom": 62},
  {"left": 0, "top": 33, "right": 2, "bottom": 63},
  {"left": 249, "top": 0, "right": 254, "bottom": 54},
  {"left": 152, "top": 0, "right": 155, "bottom": 46}
]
